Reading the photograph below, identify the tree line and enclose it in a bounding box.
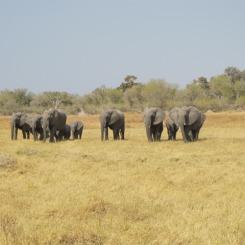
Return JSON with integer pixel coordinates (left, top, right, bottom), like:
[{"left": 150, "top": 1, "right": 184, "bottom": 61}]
[{"left": 0, "top": 66, "right": 245, "bottom": 115}]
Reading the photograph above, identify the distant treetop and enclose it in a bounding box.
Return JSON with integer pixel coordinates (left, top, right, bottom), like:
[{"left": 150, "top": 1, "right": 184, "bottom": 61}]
[{"left": 118, "top": 75, "right": 141, "bottom": 92}]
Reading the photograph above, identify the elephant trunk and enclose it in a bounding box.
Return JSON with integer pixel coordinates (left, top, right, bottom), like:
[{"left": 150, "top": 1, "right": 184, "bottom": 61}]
[
  {"left": 11, "top": 121, "right": 17, "bottom": 140},
  {"left": 179, "top": 124, "right": 187, "bottom": 142},
  {"left": 71, "top": 129, "right": 75, "bottom": 140},
  {"left": 42, "top": 121, "right": 48, "bottom": 142},
  {"left": 101, "top": 124, "right": 105, "bottom": 141},
  {"left": 146, "top": 126, "right": 152, "bottom": 142},
  {"left": 11, "top": 121, "right": 14, "bottom": 140},
  {"left": 32, "top": 123, "right": 37, "bottom": 141}
]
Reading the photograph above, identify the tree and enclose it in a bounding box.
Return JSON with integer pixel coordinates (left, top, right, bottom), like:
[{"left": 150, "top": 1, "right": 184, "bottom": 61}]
[
  {"left": 123, "top": 85, "right": 144, "bottom": 111},
  {"left": 142, "top": 80, "right": 177, "bottom": 109},
  {"left": 209, "top": 75, "right": 234, "bottom": 100},
  {"left": 193, "top": 77, "right": 209, "bottom": 90},
  {"left": 118, "top": 75, "right": 140, "bottom": 92},
  {"left": 224, "top": 66, "right": 241, "bottom": 84}
]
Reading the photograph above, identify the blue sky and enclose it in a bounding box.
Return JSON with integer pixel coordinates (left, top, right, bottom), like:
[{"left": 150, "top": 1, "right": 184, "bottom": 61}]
[{"left": 0, "top": 0, "right": 245, "bottom": 94}]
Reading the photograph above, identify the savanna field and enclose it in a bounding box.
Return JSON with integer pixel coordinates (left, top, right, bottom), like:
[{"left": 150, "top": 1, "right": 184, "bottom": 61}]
[{"left": 1, "top": 112, "right": 245, "bottom": 245}]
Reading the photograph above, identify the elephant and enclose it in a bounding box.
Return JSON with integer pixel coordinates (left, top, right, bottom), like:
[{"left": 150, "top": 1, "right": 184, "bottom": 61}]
[
  {"left": 70, "top": 121, "right": 84, "bottom": 140},
  {"left": 144, "top": 107, "right": 164, "bottom": 142},
  {"left": 32, "top": 115, "right": 46, "bottom": 141},
  {"left": 56, "top": 124, "right": 71, "bottom": 141},
  {"left": 165, "top": 108, "right": 179, "bottom": 140},
  {"left": 189, "top": 112, "right": 206, "bottom": 141},
  {"left": 100, "top": 109, "right": 125, "bottom": 141},
  {"left": 42, "top": 109, "right": 67, "bottom": 142},
  {"left": 170, "top": 106, "right": 206, "bottom": 142},
  {"left": 11, "top": 112, "right": 32, "bottom": 140}
]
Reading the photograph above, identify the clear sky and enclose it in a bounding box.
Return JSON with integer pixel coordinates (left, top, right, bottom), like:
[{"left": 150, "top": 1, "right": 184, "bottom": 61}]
[{"left": 0, "top": 0, "right": 245, "bottom": 94}]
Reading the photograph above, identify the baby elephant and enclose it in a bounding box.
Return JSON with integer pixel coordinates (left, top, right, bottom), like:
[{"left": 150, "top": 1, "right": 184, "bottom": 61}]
[
  {"left": 56, "top": 124, "right": 71, "bottom": 141},
  {"left": 70, "top": 121, "right": 84, "bottom": 140}
]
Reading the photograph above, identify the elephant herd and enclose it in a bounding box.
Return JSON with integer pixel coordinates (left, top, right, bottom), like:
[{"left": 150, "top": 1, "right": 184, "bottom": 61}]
[
  {"left": 144, "top": 106, "right": 206, "bottom": 143},
  {"left": 11, "top": 109, "right": 84, "bottom": 142},
  {"left": 10, "top": 106, "right": 205, "bottom": 143}
]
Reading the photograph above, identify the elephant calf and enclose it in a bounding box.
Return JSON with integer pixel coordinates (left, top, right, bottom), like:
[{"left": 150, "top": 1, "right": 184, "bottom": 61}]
[
  {"left": 100, "top": 109, "right": 125, "bottom": 141},
  {"left": 32, "top": 115, "right": 45, "bottom": 141},
  {"left": 56, "top": 124, "right": 71, "bottom": 141},
  {"left": 165, "top": 109, "right": 179, "bottom": 140},
  {"left": 144, "top": 107, "right": 164, "bottom": 142},
  {"left": 70, "top": 121, "right": 84, "bottom": 140}
]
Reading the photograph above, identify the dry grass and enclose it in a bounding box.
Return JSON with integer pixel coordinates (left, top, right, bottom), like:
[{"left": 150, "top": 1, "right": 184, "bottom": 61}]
[{"left": 0, "top": 112, "right": 245, "bottom": 244}]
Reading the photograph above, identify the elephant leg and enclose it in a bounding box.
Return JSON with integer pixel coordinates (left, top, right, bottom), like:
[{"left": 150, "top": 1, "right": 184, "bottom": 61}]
[
  {"left": 155, "top": 130, "right": 160, "bottom": 141},
  {"left": 146, "top": 127, "right": 153, "bottom": 142},
  {"left": 180, "top": 125, "right": 188, "bottom": 142},
  {"left": 120, "top": 129, "right": 125, "bottom": 140},
  {"left": 113, "top": 129, "right": 118, "bottom": 140},
  {"left": 49, "top": 128, "right": 55, "bottom": 143},
  {"left": 159, "top": 131, "right": 162, "bottom": 141},
  {"left": 34, "top": 131, "right": 37, "bottom": 141},
  {"left": 71, "top": 130, "right": 74, "bottom": 140},
  {"left": 27, "top": 131, "right": 30, "bottom": 139},
  {"left": 39, "top": 132, "right": 44, "bottom": 141},
  {"left": 153, "top": 128, "right": 157, "bottom": 141},
  {"left": 152, "top": 133, "right": 156, "bottom": 141},
  {"left": 173, "top": 130, "right": 177, "bottom": 140},
  {"left": 14, "top": 128, "right": 18, "bottom": 140},
  {"left": 22, "top": 130, "right": 26, "bottom": 139},
  {"left": 104, "top": 127, "right": 108, "bottom": 140},
  {"left": 117, "top": 129, "right": 120, "bottom": 140},
  {"left": 167, "top": 128, "right": 171, "bottom": 140},
  {"left": 191, "top": 130, "right": 196, "bottom": 141},
  {"left": 185, "top": 128, "right": 193, "bottom": 142},
  {"left": 33, "top": 129, "right": 37, "bottom": 141},
  {"left": 195, "top": 128, "right": 200, "bottom": 141}
]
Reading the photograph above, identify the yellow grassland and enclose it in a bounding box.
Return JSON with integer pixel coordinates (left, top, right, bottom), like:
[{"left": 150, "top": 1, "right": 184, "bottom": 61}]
[{"left": 0, "top": 112, "right": 245, "bottom": 244}]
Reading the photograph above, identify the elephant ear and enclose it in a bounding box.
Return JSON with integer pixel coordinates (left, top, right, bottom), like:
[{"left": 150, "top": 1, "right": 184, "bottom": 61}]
[
  {"left": 153, "top": 109, "right": 164, "bottom": 125},
  {"left": 186, "top": 107, "right": 201, "bottom": 125},
  {"left": 109, "top": 110, "right": 120, "bottom": 125}
]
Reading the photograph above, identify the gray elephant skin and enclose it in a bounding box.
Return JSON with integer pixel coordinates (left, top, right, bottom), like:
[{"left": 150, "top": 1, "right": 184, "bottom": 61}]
[
  {"left": 144, "top": 107, "right": 164, "bottom": 142},
  {"left": 100, "top": 109, "right": 125, "bottom": 141},
  {"left": 32, "top": 115, "right": 47, "bottom": 141},
  {"left": 70, "top": 121, "right": 84, "bottom": 140},
  {"left": 42, "top": 109, "right": 67, "bottom": 142},
  {"left": 169, "top": 106, "right": 206, "bottom": 142},
  {"left": 56, "top": 124, "right": 71, "bottom": 141},
  {"left": 11, "top": 112, "right": 32, "bottom": 140},
  {"left": 165, "top": 109, "right": 179, "bottom": 140}
]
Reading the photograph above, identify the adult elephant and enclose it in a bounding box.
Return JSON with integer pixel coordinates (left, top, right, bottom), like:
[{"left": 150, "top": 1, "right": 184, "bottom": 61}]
[
  {"left": 144, "top": 107, "right": 164, "bottom": 142},
  {"left": 42, "top": 109, "right": 67, "bottom": 142},
  {"left": 165, "top": 108, "right": 179, "bottom": 140},
  {"left": 190, "top": 112, "right": 206, "bottom": 141},
  {"left": 56, "top": 124, "right": 71, "bottom": 141},
  {"left": 11, "top": 112, "right": 32, "bottom": 140},
  {"left": 100, "top": 109, "right": 125, "bottom": 141},
  {"left": 170, "top": 106, "right": 206, "bottom": 142},
  {"left": 70, "top": 121, "right": 84, "bottom": 140}
]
